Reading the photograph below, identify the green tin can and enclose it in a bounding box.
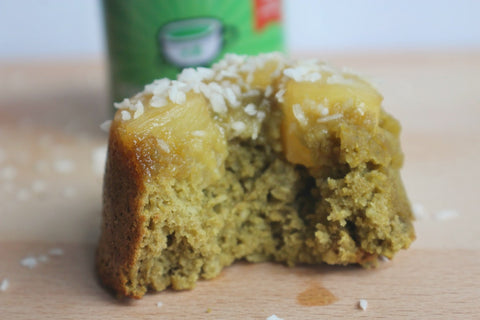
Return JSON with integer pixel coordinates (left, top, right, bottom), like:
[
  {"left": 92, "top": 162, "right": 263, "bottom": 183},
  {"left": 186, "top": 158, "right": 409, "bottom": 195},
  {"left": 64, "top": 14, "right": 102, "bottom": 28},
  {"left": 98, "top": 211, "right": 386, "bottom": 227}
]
[{"left": 103, "top": 0, "right": 284, "bottom": 112}]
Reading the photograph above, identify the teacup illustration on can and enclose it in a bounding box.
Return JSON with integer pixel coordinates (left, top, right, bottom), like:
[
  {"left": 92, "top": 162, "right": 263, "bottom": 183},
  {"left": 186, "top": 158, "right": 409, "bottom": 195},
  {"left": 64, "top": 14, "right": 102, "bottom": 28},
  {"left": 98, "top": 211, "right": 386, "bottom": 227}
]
[{"left": 159, "top": 17, "right": 234, "bottom": 68}]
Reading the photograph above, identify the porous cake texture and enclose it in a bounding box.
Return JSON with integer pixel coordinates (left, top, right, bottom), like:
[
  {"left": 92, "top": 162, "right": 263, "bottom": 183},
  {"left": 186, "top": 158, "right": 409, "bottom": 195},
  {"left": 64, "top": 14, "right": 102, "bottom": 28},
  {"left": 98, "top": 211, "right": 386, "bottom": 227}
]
[{"left": 96, "top": 53, "right": 415, "bottom": 298}]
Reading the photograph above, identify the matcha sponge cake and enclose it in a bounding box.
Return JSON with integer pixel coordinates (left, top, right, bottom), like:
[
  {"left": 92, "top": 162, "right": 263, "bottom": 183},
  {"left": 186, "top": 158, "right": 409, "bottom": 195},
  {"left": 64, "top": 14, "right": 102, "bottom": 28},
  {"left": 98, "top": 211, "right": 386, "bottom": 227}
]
[{"left": 96, "top": 53, "right": 415, "bottom": 298}]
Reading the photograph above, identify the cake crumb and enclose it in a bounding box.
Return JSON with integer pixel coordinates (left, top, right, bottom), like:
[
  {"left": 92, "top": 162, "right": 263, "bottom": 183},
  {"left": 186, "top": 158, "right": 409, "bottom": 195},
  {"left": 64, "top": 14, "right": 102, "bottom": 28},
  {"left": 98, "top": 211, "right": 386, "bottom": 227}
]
[
  {"left": 267, "top": 315, "right": 283, "bottom": 320},
  {"left": 358, "top": 299, "right": 368, "bottom": 311},
  {"left": 49, "top": 248, "right": 64, "bottom": 256},
  {"left": 0, "top": 278, "right": 9, "bottom": 292},
  {"left": 206, "top": 308, "right": 212, "bottom": 313},
  {"left": 21, "top": 256, "right": 38, "bottom": 269},
  {"left": 100, "top": 120, "right": 112, "bottom": 132},
  {"left": 156, "top": 302, "right": 163, "bottom": 308},
  {"left": 434, "top": 209, "right": 459, "bottom": 221}
]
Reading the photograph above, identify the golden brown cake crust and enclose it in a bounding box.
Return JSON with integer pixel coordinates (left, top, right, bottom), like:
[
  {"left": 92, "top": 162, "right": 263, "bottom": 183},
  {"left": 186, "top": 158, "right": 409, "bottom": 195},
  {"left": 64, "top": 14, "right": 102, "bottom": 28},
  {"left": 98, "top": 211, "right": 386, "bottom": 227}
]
[{"left": 96, "top": 122, "right": 146, "bottom": 299}]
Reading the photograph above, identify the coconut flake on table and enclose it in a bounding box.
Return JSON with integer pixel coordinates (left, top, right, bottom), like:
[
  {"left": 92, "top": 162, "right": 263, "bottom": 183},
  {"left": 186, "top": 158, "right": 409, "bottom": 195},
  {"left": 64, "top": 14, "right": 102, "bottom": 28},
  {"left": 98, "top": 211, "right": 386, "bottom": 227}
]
[
  {"left": 53, "top": 159, "right": 75, "bottom": 174},
  {"left": 412, "top": 203, "right": 429, "bottom": 220},
  {"left": 31, "top": 180, "right": 47, "bottom": 194},
  {"left": 21, "top": 256, "right": 38, "bottom": 269},
  {"left": 156, "top": 302, "right": 163, "bottom": 308},
  {"left": 62, "top": 186, "right": 77, "bottom": 198},
  {"left": 91, "top": 145, "right": 108, "bottom": 176},
  {"left": 49, "top": 248, "right": 64, "bottom": 256},
  {"left": 0, "top": 166, "right": 17, "bottom": 180},
  {"left": 434, "top": 209, "right": 459, "bottom": 221},
  {"left": 37, "top": 255, "right": 49, "bottom": 263},
  {"left": 358, "top": 299, "right": 368, "bottom": 311},
  {"left": 16, "top": 188, "right": 31, "bottom": 201},
  {"left": 0, "top": 278, "right": 9, "bottom": 292},
  {"left": 266, "top": 315, "right": 284, "bottom": 320}
]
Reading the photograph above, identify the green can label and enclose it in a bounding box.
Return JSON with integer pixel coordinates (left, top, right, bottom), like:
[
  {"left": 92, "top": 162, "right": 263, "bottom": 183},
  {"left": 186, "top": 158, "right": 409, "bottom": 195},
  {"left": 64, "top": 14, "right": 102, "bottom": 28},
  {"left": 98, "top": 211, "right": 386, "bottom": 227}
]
[{"left": 103, "top": 0, "right": 284, "bottom": 110}]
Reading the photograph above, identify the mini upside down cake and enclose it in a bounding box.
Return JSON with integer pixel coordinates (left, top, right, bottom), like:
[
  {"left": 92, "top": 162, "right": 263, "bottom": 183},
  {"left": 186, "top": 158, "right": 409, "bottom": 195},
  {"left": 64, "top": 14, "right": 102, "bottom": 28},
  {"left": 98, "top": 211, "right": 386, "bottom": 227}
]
[{"left": 96, "top": 53, "right": 415, "bottom": 298}]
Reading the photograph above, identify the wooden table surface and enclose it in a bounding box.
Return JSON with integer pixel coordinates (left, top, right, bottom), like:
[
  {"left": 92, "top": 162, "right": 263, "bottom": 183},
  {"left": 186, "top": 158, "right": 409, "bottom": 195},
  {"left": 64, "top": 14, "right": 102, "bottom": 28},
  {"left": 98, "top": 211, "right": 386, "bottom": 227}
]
[{"left": 0, "top": 52, "right": 479, "bottom": 319}]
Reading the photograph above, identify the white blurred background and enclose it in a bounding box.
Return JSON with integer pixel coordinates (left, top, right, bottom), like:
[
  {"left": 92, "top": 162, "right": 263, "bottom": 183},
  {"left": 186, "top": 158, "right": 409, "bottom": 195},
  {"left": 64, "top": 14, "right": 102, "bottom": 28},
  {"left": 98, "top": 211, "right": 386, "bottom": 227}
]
[{"left": 0, "top": 0, "right": 479, "bottom": 60}]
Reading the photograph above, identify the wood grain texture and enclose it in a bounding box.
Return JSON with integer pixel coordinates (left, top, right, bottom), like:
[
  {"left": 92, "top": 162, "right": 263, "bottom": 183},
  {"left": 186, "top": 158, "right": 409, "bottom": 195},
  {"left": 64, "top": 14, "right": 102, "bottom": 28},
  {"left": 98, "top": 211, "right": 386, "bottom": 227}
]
[
  {"left": 0, "top": 52, "right": 479, "bottom": 318},
  {"left": 1, "top": 243, "right": 479, "bottom": 319}
]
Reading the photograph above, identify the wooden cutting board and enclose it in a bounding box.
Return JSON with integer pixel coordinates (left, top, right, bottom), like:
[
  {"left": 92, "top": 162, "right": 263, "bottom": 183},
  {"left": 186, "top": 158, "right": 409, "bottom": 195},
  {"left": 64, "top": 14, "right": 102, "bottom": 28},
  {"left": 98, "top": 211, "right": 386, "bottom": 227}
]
[{"left": 1, "top": 52, "right": 479, "bottom": 319}]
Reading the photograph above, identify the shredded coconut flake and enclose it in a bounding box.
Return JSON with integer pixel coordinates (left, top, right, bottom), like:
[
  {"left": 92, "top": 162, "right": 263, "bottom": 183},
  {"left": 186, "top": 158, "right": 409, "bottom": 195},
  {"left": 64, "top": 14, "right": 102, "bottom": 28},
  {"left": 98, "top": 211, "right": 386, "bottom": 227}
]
[
  {"left": 21, "top": 256, "right": 38, "bottom": 269},
  {"left": 0, "top": 278, "right": 9, "bottom": 292},
  {"left": 191, "top": 130, "right": 206, "bottom": 137},
  {"left": 317, "top": 114, "right": 343, "bottom": 123},
  {"left": 434, "top": 209, "right": 459, "bottom": 221},
  {"left": 157, "top": 139, "right": 171, "bottom": 154},
  {"left": 120, "top": 110, "right": 132, "bottom": 121},
  {"left": 16, "top": 188, "right": 30, "bottom": 201},
  {"left": 357, "top": 102, "right": 366, "bottom": 116},
  {"left": 379, "top": 255, "right": 390, "bottom": 262},
  {"left": 0, "top": 166, "right": 17, "bottom": 180},
  {"left": 292, "top": 104, "right": 308, "bottom": 126},
  {"left": 31, "top": 180, "right": 47, "bottom": 194},
  {"left": 133, "top": 101, "right": 145, "bottom": 119},
  {"left": 37, "top": 255, "right": 49, "bottom": 263},
  {"left": 49, "top": 248, "right": 64, "bottom": 256},
  {"left": 265, "top": 85, "right": 273, "bottom": 97},
  {"left": 168, "top": 85, "right": 187, "bottom": 105},
  {"left": 156, "top": 302, "right": 163, "bottom": 308},
  {"left": 257, "top": 111, "right": 266, "bottom": 121},
  {"left": 317, "top": 104, "right": 329, "bottom": 116},
  {"left": 150, "top": 97, "right": 168, "bottom": 108},
  {"left": 113, "top": 98, "right": 132, "bottom": 109},
  {"left": 244, "top": 103, "right": 257, "bottom": 116},
  {"left": 275, "top": 89, "right": 285, "bottom": 103},
  {"left": 231, "top": 121, "right": 246, "bottom": 134},
  {"left": 412, "top": 203, "right": 428, "bottom": 220},
  {"left": 62, "top": 187, "right": 76, "bottom": 198},
  {"left": 34, "top": 160, "right": 49, "bottom": 174},
  {"left": 267, "top": 315, "right": 284, "bottom": 320},
  {"left": 358, "top": 299, "right": 368, "bottom": 311},
  {"left": 53, "top": 159, "right": 75, "bottom": 174},
  {"left": 92, "top": 145, "right": 108, "bottom": 176},
  {"left": 100, "top": 120, "right": 112, "bottom": 132}
]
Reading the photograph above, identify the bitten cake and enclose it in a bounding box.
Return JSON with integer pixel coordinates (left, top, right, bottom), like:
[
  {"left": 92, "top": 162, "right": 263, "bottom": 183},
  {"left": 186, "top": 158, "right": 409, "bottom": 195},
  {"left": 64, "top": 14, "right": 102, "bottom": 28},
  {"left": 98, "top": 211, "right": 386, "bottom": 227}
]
[{"left": 96, "top": 53, "right": 415, "bottom": 298}]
